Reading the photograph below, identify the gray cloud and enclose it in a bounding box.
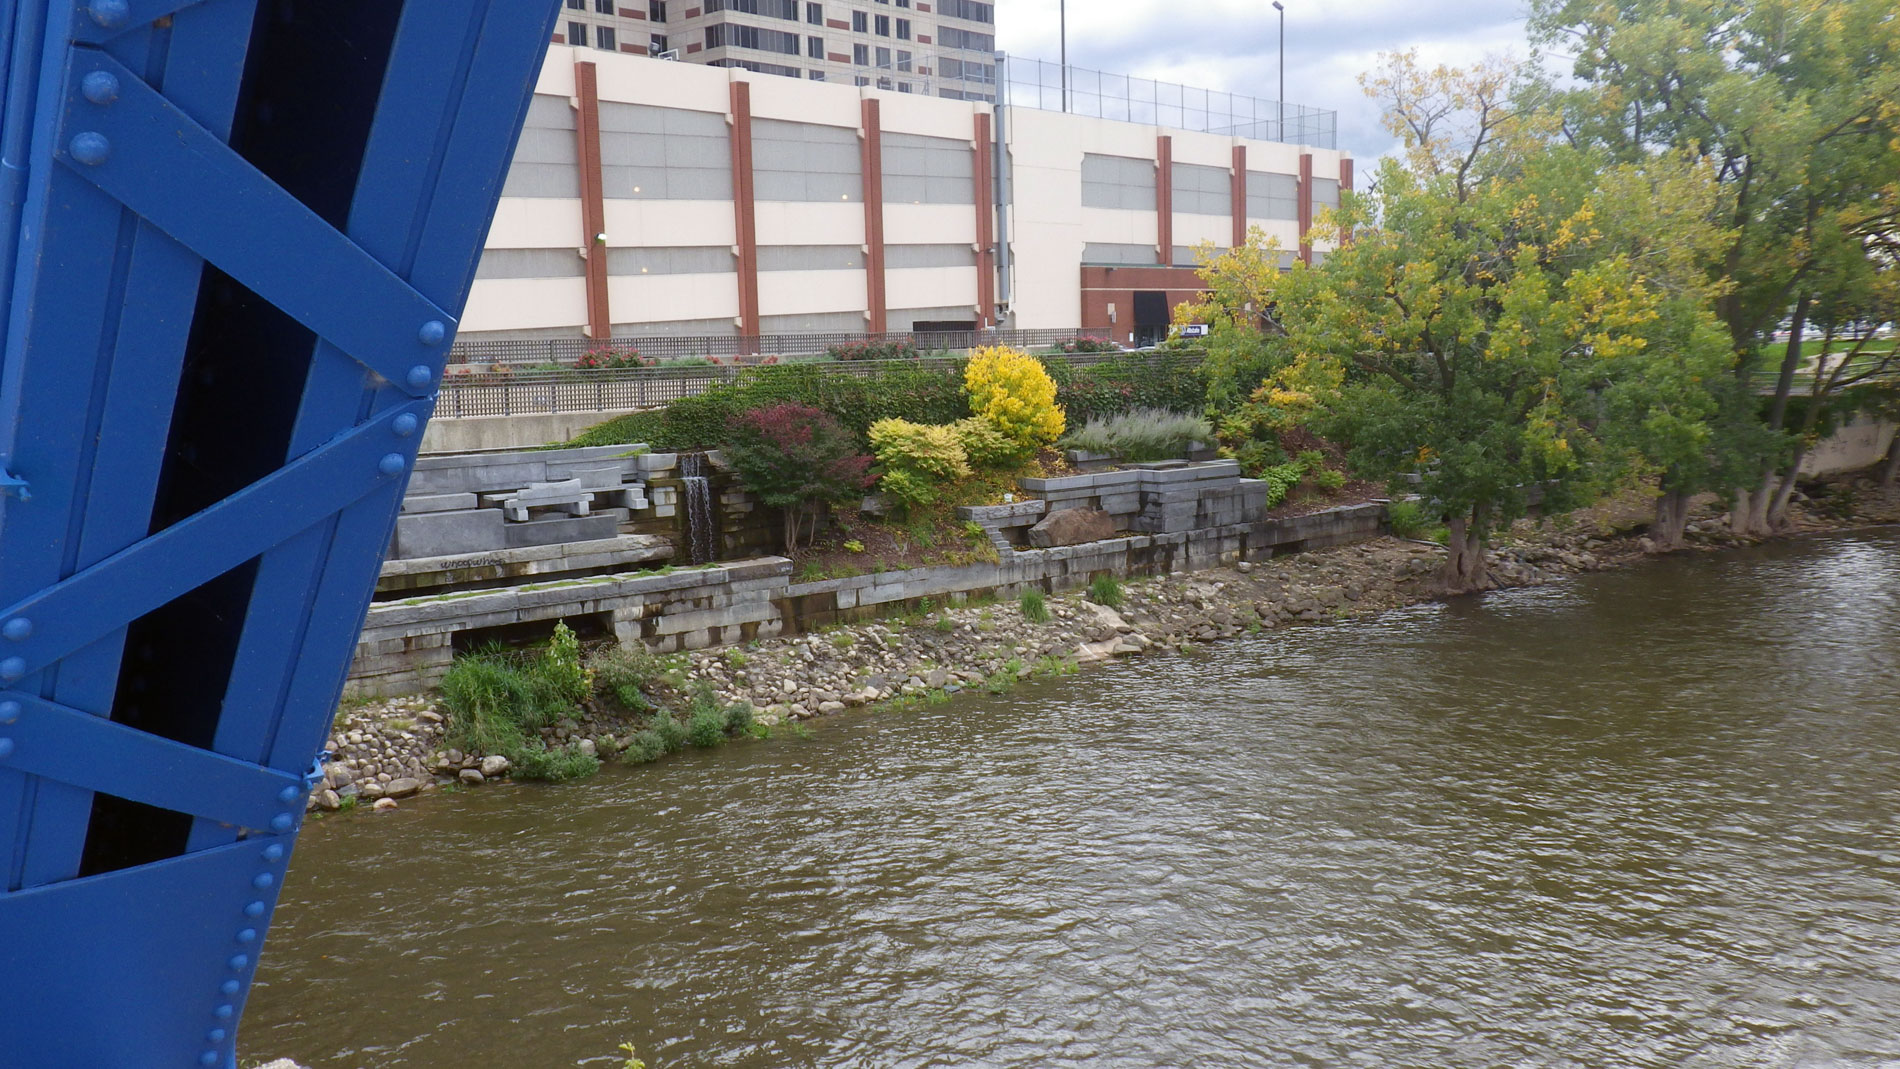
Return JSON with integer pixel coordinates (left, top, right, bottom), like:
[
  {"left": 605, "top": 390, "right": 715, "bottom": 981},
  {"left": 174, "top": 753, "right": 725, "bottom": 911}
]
[{"left": 996, "top": 0, "right": 1533, "bottom": 159}]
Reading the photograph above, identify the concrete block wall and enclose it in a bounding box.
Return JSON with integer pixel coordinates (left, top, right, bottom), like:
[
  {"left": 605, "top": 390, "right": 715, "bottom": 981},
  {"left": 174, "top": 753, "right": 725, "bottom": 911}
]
[{"left": 343, "top": 499, "right": 1389, "bottom": 697}]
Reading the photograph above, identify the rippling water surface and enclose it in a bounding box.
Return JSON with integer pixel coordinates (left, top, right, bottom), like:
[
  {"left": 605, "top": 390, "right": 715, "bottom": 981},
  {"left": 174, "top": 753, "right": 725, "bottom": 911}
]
[{"left": 246, "top": 531, "right": 1900, "bottom": 1067}]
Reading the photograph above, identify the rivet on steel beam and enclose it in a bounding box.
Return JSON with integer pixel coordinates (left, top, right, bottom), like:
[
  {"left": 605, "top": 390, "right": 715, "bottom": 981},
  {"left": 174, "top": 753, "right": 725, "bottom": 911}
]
[
  {"left": 244, "top": 901, "right": 266, "bottom": 918},
  {"left": 393, "top": 413, "right": 419, "bottom": 438},
  {"left": 0, "top": 657, "right": 24, "bottom": 682},
  {"left": 278, "top": 784, "right": 301, "bottom": 804},
  {"left": 262, "top": 843, "right": 285, "bottom": 862},
  {"left": 405, "top": 364, "right": 433, "bottom": 390},
  {"left": 80, "top": 71, "right": 120, "bottom": 105},
  {"left": 236, "top": 928, "right": 257, "bottom": 944},
  {"left": 89, "top": 0, "right": 129, "bottom": 28},
  {"left": 220, "top": 979, "right": 241, "bottom": 996},
  {"left": 69, "top": 131, "right": 110, "bottom": 165},
  {"left": 228, "top": 954, "right": 249, "bottom": 972},
  {"left": 270, "top": 812, "right": 294, "bottom": 832},
  {"left": 199, "top": 1052, "right": 219, "bottom": 1067},
  {"left": 213, "top": 1003, "right": 235, "bottom": 1019},
  {"left": 418, "top": 320, "right": 447, "bottom": 345},
  {"left": 252, "top": 872, "right": 274, "bottom": 890},
  {"left": 379, "top": 453, "right": 406, "bottom": 477},
  {"left": 0, "top": 701, "right": 19, "bottom": 724},
  {"left": 4, "top": 617, "right": 32, "bottom": 641},
  {"left": 0, "top": 739, "right": 14, "bottom": 759},
  {"left": 206, "top": 1029, "right": 227, "bottom": 1044}
]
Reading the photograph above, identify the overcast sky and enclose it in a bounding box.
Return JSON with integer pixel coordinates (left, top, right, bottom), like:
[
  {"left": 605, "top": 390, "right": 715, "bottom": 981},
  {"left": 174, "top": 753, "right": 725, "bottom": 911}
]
[{"left": 994, "top": 0, "right": 1535, "bottom": 160}]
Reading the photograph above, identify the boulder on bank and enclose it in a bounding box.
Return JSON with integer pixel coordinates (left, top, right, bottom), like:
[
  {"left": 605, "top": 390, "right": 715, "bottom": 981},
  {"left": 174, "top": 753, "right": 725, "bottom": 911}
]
[{"left": 1027, "top": 507, "right": 1117, "bottom": 548}]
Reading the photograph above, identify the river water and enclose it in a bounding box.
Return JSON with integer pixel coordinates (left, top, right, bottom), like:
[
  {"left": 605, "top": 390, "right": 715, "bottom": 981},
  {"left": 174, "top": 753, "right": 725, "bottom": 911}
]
[{"left": 245, "top": 530, "right": 1900, "bottom": 1068}]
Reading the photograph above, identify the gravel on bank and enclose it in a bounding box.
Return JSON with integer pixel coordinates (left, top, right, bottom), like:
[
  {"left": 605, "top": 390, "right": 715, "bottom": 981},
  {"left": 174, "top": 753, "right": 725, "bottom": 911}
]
[{"left": 310, "top": 473, "right": 1899, "bottom": 814}]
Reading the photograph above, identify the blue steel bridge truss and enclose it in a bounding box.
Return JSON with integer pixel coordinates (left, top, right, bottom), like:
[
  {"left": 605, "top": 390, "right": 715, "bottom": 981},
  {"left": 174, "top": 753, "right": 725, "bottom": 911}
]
[{"left": 0, "top": 1, "right": 557, "bottom": 1064}]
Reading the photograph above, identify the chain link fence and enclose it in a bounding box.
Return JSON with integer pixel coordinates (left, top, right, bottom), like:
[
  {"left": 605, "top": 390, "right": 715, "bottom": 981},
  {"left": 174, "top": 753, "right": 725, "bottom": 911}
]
[
  {"left": 434, "top": 350, "right": 1174, "bottom": 419},
  {"left": 1000, "top": 57, "right": 1337, "bottom": 149},
  {"left": 449, "top": 328, "right": 1102, "bottom": 367}
]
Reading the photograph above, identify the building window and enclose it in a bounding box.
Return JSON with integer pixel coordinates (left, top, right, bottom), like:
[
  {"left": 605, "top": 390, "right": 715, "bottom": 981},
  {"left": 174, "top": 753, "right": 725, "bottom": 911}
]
[
  {"left": 896, "top": 17, "right": 909, "bottom": 39},
  {"left": 565, "top": 0, "right": 584, "bottom": 8},
  {"left": 650, "top": 0, "right": 667, "bottom": 18},
  {"left": 897, "top": 0, "right": 908, "bottom": 6},
  {"left": 806, "top": 1, "right": 823, "bottom": 23},
  {"left": 704, "top": 0, "right": 799, "bottom": 16},
  {"left": 650, "top": 33, "right": 669, "bottom": 53},
  {"left": 810, "top": 69, "right": 826, "bottom": 80},
  {"left": 896, "top": 48, "right": 911, "bottom": 71},
  {"left": 874, "top": 13, "right": 889, "bottom": 35},
  {"left": 877, "top": 75, "right": 892, "bottom": 89},
  {"left": 854, "top": 75, "right": 869, "bottom": 86},
  {"left": 807, "top": 35, "right": 823, "bottom": 57},
  {"left": 852, "top": 42, "right": 869, "bottom": 64},
  {"left": 938, "top": 0, "right": 992, "bottom": 21},
  {"left": 596, "top": 24, "right": 617, "bottom": 49},
  {"left": 567, "top": 19, "right": 587, "bottom": 42},
  {"left": 595, "top": 0, "right": 613, "bottom": 12},
  {"left": 852, "top": 10, "right": 867, "bottom": 32},
  {"left": 875, "top": 45, "right": 890, "bottom": 67},
  {"left": 937, "top": 27, "right": 993, "bottom": 50},
  {"left": 706, "top": 22, "right": 801, "bottom": 53},
  {"left": 898, "top": 81, "right": 912, "bottom": 92}
]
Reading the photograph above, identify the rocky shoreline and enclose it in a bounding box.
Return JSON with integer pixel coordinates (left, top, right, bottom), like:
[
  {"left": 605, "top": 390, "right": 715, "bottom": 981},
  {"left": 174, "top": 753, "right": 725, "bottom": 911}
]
[{"left": 310, "top": 473, "right": 1898, "bottom": 814}]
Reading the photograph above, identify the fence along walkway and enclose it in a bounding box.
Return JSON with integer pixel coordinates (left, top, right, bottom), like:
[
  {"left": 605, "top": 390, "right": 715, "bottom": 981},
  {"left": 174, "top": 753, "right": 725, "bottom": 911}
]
[
  {"left": 449, "top": 327, "right": 1094, "bottom": 366},
  {"left": 434, "top": 351, "right": 1182, "bottom": 419}
]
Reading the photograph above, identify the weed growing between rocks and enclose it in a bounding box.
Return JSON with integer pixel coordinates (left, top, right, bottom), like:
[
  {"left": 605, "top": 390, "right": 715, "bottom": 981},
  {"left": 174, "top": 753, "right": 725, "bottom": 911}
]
[
  {"left": 1088, "top": 575, "right": 1125, "bottom": 608},
  {"left": 1020, "top": 589, "right": 1051, "bottom": 623}
]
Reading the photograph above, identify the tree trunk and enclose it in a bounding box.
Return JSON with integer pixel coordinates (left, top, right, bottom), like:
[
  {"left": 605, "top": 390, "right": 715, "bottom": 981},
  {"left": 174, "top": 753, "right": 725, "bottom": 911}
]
[
  {"left": 1435, "top": 503, "right": 1492, "bottom": 594},
  {"left": 1768, "top": 444, "right": 1808, "bottom": 530},
  {"left": 1650, "top": 487, "right": 1692, "bottom": 550},
  {"left": 1730, "top": 474, "right": 1774, "bottom": 539},
  {"left": 1882, "top": 436, "right": 1899, "bottom": 490}
]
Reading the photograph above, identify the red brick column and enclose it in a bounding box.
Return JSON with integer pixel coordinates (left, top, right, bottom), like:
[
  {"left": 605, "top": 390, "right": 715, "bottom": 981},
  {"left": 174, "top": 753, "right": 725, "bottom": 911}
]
[
  {"left": 861, "top": 98, "right": 888, "bottom": 335},
  {"left": 973, "top": 111, "right": 997, "bottom": 330},
  {"left": 1297, "top": 151, "right": 1314, "bottom": 265},
  {"left": 574, "top": 61, "right": 612, "bottom": 339},
  {"left": 1155, "top": 135, "right": 1173, "bottom": 266},
  {"left": 1231, "top": 144, "right": 1248, "bottom": 250},
  {"left": 728, "top": 80, "right": 760, "bottom": 348}
]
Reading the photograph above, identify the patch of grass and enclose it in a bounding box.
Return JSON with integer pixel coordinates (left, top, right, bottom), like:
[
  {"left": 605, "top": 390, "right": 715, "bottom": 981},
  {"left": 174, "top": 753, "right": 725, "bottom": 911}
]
[
  {"left": 1386, "top": 499, "right": 1437, "bottom": 540},
  {"left": 439, "top": 648, "right": 573, "bottom": 757},
  {"left": 588, "top": 642, "right": 666, "bottom": 712},
  {"left": 509, "top": 741, "right": 600, "bottom": 782},
  {"left": 725, "top": 648, "right": 749, "bottom": 669},
  {"left": 383, "top": 717, "right": 414, "bottom": 732},
  {"left": 686, "top": 706, "right": 729, "bottom": 747},
  {"left": 1033, "top": 654, "right": 1079, "bottom": 678},
  {"left": 830, "top": 632, "right": 857, "bottom": 649},
  {"left": 1088, "top": 574, "right": 1125, "bottom": 608},
  {"left": 1020, "top": 588, "right": 1050, "bottom": 623},
  {"left": 933, "top": 615, "right": 957, "bottom": 633}
]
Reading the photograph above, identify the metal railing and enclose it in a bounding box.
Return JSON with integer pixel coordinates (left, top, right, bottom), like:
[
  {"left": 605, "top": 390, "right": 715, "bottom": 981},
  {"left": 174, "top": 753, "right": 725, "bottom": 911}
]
[
  {"left": 448, "top": 327, "right": 1105, "bottom": 366},
  {"left": 1000, "top": 57, "right": 1337, "bottom": 149},
  {"left": 434, "top": 349, "right": 1174, "bottom": 419}
]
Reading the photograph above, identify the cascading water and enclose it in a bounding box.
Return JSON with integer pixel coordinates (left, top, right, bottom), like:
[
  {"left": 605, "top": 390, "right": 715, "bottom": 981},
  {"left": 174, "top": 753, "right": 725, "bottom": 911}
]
[{"left": 678, "top": 452, "right": 717, "bottom": 564}]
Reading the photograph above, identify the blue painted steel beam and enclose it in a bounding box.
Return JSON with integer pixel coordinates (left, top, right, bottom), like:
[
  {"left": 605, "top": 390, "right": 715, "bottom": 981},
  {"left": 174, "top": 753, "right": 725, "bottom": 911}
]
[{"left": 0, "top": 1, "right": 559, "bottom": 1064}]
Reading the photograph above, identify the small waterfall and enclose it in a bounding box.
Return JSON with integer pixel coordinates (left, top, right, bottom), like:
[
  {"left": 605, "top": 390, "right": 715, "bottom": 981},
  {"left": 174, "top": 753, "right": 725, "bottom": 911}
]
[{"left": 678, "top": 452, "right": 717, "bottom": 564}]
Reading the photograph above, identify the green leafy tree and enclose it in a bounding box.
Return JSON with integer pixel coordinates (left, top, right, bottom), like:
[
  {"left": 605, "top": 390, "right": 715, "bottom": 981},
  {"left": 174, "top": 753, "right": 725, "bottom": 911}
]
[{"left": 1530, "top": 0, "right": 1900, "bottom": 533}]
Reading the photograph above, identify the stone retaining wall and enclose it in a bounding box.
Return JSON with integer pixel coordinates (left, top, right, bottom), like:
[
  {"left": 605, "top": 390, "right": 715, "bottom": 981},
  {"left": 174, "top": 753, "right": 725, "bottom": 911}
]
[{"left": 343, "top": 501, "right": 1388, "bottom": 697}]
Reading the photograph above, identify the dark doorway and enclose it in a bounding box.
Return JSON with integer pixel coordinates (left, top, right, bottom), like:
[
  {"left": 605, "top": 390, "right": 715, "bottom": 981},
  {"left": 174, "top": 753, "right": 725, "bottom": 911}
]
[{"left": 1133, "top": 291, "right": 1169, "bottom": 347}]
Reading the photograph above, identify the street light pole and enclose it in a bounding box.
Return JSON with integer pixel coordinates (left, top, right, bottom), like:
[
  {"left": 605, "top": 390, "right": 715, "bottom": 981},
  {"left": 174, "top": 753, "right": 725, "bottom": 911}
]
[
  {"left": 1271, "top": 1, "right": 1284, "bottom": 140},
  {"left": 1060, "top": 0, "right": 1068, "bottom": 112}
]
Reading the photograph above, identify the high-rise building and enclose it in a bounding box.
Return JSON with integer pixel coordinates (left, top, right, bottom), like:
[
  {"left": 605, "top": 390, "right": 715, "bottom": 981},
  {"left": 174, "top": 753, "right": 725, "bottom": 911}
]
[{"left": 552, "top": 0, "right": 998, "bottom": 100}]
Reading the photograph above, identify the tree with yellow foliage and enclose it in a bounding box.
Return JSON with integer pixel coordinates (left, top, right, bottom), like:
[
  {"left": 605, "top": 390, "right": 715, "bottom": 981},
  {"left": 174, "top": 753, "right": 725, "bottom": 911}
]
[{"left": 963, "top": 346, "right": 1065, "bottom": 455}]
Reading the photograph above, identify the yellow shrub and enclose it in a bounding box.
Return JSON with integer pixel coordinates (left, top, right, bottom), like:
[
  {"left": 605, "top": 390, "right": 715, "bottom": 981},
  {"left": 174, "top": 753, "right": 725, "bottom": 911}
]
[
  {"left": 951, "top": 416, "right": 1024, "bottom": 468},
  {"left": 963, "top": 345, "right": 1065, "bottom": 451},
  {"left": 869, "top": 418, "right": 970, "bottom": 509}
]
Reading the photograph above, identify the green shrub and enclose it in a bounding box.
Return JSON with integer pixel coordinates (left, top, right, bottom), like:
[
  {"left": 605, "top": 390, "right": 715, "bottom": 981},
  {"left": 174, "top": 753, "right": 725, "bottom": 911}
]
[
  {"left": 1047, "top": 350, "right": 1208, "bottom": 425},
  {"left": 589, "top": 642, "right": 665, "bottom": 711},
  {"left": 1059, "top": 407, "right": 1212, "bottom": 461},
  {"left": 509, "top": 741, "right": 600, "bottom": 782},
  {"left": 650, "top": 712, "right": 689, "bottom": 753},
  {"left": 1020, "top": 589, "right": 1050, "bottom": 623},
  {"left": 1088, "top": 575, "right": 1125, "bottom": 608},
  {"left": 543, "top": 621, "right": 590, "bottom": 704},
  {"left": 686, "top": 706, "right": 729, "bottom": 747},
  {"left": 566, "top": 362, "right": 970, "bottom": 452},
  {"left": 1386, "top": 499, "right": 1435, "bottom": 539},
  {"left": 620, "top": 729, "right": 668, "bottom": 764},
  {"left": 1227, "top": 438, "right": 1289, "bottom": 478},
  {"left": 869, "top": 418, "right": 971, "bottom": 509},
  {"left": 723, "top": 701, "right": 755, "bottom": 734},
  {"left": 1312, "top": 467, "right": 1347, "bottom": 491},
  {"left": 951, "top": 416, "right": 1025, "bottom": 468},
  {"left": 1260, "top": 459, "right": 1306, "bottom": 506},
  {"left": 440, "top": 646, "right": 575, "bottom": 755}
]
